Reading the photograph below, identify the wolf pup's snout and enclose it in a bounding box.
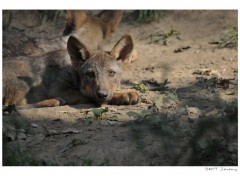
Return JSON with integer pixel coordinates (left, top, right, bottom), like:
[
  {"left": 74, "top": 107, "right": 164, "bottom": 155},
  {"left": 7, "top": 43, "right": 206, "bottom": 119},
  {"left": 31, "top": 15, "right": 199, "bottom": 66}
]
[{"left": 96, "top": 90, "right": 109, "bottom": 100}]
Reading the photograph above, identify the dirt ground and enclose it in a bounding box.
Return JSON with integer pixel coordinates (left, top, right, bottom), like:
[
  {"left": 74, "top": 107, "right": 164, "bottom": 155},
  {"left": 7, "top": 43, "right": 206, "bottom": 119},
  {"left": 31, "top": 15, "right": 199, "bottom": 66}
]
[{"left": 2, "top": 10, "right": 238, "bottom": 166}]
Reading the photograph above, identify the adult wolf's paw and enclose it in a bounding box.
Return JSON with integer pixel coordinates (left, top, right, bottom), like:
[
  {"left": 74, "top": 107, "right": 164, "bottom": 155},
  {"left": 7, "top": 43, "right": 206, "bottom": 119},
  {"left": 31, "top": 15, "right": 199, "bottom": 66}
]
[{"left": 110, "top": 90, "right": 140, "bottom": 105}]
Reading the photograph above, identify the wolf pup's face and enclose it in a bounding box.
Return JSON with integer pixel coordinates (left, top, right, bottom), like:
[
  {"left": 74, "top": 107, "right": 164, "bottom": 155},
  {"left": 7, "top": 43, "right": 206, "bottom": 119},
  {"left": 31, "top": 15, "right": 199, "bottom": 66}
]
[
  {"left": 78, "top": 51, "right": 122, "bottom": 103},
  {"left": 67, "top": 35, "right": 134, "bottom": 103}
]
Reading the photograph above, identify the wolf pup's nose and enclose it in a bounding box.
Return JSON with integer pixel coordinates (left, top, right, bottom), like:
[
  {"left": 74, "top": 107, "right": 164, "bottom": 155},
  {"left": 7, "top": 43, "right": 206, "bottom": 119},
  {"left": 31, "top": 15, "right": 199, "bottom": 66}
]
[{"left": 97, "top": 90, "right": 109, "bottom": 100}]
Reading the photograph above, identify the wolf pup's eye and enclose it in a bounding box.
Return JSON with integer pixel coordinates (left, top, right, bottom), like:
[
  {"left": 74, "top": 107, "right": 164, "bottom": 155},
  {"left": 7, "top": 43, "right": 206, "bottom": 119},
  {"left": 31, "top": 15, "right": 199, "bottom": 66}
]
[
  {"left": 86, "top": 71, "right": 95, "bottom": 78},
  {"left": 109, "top": 70, "right": 116, "bottom": 77}
]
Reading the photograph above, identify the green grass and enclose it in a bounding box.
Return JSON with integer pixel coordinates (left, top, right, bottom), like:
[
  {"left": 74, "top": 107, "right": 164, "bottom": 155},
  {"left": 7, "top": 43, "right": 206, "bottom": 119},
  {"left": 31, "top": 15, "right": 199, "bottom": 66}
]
[
  {"left": 91, "top": 107, "right": 109, "bottom": 119},
  {"left": 155, "top": 90, "right": 179, "bottom": 105},
  {"left": 3, "top": 139, "right": 46, "bottom": 166},
  {"left": 126, "top": 100, "right": 238, "bottom": 166},
  {"left": 2, "top": 10, "right": 65, "bottom": 30},
  {"left": 210, "top": 27, "right": 238, "bottom": 48},
  {"left": 127, "top": 108, "right": 182, "bottom": 137},
  {"left": 145, "top": 28, "right": 180, "bottom": 45},
  {"left": 132, "top": 81, "right": 150, "bottom": 93},
  {"left": 136, "top": 10, "right": 164, "bottom": 23}
]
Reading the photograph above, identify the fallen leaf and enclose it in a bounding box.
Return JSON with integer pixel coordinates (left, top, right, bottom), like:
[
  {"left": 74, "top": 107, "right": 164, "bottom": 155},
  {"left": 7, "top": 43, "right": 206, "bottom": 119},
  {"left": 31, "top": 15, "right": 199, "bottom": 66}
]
[
  {"left": 193, "top": 69, "right": 221, "bottom": 77},
  {"left": 46, "top": 129, "right": 59, "bottom": 136},
  {"left": 62, "top": 128, "right": 83, "bottom": 134},
  {"left": 174, "top": 46, "right": 191, "bottom": 53},
  {"left": 3, "top": 124, "right": 16, "bottom": 141},
  {"left": 31, "top": 123, "right": 39, "bottom": 128},
  {"left": 226, "top": 91, "right": 235, "bottom": 95},
  {"left": 186, "top": 106, "right": 202, "bottom": 121},
  {"left": 17, "top": 130, "right": 27, "bottom": 140},
  {"left": 27, "top": 134, "right": 45, "bottom": 147}
]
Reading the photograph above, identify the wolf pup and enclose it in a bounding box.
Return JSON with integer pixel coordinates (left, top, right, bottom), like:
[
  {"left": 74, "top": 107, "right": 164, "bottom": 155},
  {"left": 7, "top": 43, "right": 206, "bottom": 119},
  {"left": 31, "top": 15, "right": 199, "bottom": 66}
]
[{"left": 3, "top": 34, "right": 140, "bottom": 109}]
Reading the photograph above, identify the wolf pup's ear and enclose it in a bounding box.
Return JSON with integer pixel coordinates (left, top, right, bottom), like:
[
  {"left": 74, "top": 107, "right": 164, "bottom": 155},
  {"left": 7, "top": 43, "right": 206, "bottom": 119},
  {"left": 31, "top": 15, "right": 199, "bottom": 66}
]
[
  {"left": 110, "top": 34, "right": 134, "bottom": 62},
  {"left": 67, "top": 36, "right": 90, "bottom": 67}
]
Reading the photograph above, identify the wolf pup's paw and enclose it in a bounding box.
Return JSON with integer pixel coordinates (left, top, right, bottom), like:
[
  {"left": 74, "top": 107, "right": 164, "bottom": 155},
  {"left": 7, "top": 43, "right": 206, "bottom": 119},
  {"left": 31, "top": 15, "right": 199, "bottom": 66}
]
[
  {"left": 36, "top": 97, "right": 66, "bottom": 107},
  {"left": 110, "top": 91, "right": 140, "bottom": 105}
]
